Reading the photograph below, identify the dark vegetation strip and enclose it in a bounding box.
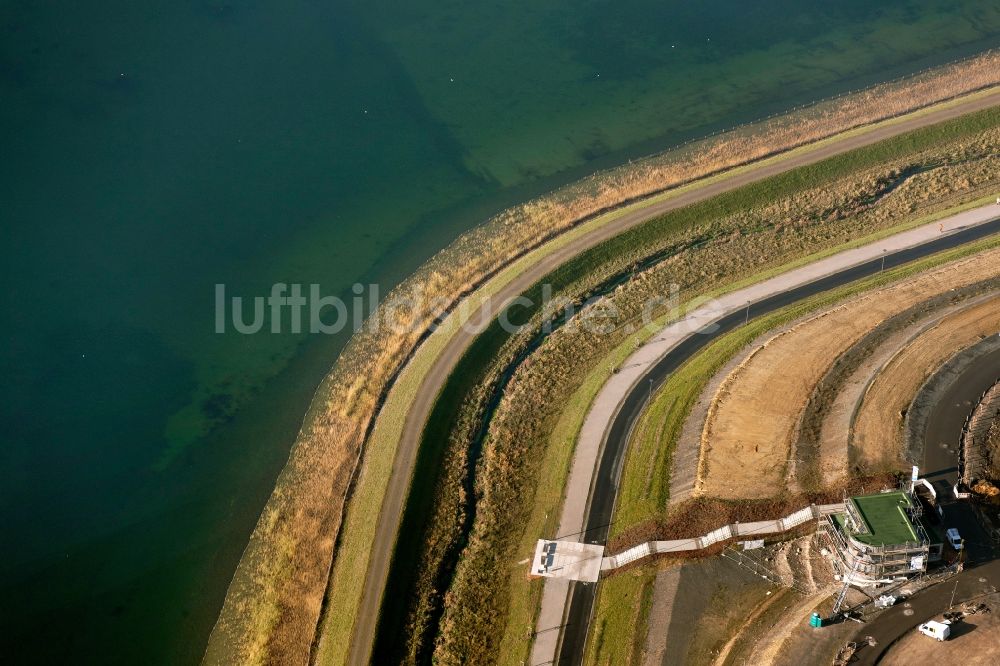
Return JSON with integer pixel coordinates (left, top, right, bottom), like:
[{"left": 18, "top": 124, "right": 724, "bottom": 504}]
[
  {"left": 370, "top": 211, "right": 694, "bottom": 664},
  {"left": 372, "top": 107, "right": 1000, "bottom": 663}
]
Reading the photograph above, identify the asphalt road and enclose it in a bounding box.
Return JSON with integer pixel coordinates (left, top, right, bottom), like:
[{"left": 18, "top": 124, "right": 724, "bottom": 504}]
[
  {"left": 345, "top": 89, "right": 1000, "bottom": 666},
  {"left": 556, "top": 217, "right": 1000, "bottom": 665}
]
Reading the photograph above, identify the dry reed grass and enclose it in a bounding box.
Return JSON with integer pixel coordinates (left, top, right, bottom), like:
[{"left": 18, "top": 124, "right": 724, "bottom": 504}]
[
  {"left": 204, "top": 52, "right": 1000, "bottom": 665},
  {"left": 429, "top": 134, "right": 1000, "bottom": 664}
]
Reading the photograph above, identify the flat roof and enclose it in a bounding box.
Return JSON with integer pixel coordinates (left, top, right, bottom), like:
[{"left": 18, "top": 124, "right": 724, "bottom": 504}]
[
  {"left": 530, "top": 540, "right": 604, "bottom": 582},
  {"left": 847, "top": 491, "right": 918, "bottom": 546}
]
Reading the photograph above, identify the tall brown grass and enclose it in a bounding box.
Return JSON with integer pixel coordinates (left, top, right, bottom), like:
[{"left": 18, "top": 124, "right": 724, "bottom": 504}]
[
  {"left": 429, "top": 134, "right": 1000, "bottom": 664},
  {"left": 203, "top": 52, "right": 1000, "bottom": 665}
]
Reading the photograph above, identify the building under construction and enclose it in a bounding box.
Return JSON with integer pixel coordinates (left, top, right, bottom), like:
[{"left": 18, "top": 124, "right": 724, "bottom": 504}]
[{"left": 821, "top": 490, "right": 944, "bottom": 585}]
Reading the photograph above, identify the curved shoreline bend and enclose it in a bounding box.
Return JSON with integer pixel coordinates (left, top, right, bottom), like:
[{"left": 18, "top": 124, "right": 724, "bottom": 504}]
[
  {"left": 344, "top": 93, "right": 1000, "bottom": 665},
  {"left": 207, "top": 58, "right": 1000, "bottom": 664}
]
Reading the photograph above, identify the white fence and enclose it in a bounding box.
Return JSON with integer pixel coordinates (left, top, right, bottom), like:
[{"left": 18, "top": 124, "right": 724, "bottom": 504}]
[
  {"left": 611, "top": 542, "right": 651, "bottom": 568},
  {"left": 600, "top": 503, "right": 843, "bottom": 571}
]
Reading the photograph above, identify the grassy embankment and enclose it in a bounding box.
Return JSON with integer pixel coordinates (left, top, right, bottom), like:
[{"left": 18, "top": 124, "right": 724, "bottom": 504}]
[
  {"left": 588, "top": 570, "right": 658, "bottom": 666},
  {"left": 395, "top": 110, "right": 1000, "bottom": 665},
  {"left": 230, "top": 63, "right": 1000, "bottom": 666},
  {"left": 521, "top": 220, "right": 999, "bottom": 666},
  {"left": 584, "top": 234, "right": 1000, "bottom": 666},
  {"left": 309, "top": 79, "right": 1000, "bottom": 665}
]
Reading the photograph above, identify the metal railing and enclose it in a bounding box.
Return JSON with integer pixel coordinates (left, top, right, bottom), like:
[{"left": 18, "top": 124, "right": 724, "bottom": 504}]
[{"left": 601, "top": 503, "right": 844, "bottom": 570}]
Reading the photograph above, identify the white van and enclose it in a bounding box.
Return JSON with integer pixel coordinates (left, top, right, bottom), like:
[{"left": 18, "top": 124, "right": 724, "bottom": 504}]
[
  {"left": 918, "top": 620, "right": 951, "bottom": 641},
  {"left": 946, "top": 528, "right": 963, "bottom": 550}
]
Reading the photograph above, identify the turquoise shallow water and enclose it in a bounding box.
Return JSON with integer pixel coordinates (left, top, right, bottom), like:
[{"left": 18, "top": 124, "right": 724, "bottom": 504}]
[{"left": 1, "top": 1, "right": 998, "bottom": 662}]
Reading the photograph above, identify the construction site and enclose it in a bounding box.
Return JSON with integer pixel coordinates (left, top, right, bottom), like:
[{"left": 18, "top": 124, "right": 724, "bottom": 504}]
[
  {"left": 528, "top": 218, "right": 1000, "bottom": 665},
  {"left": 821, "top": 488, "right": 943, "bottom": 585}
]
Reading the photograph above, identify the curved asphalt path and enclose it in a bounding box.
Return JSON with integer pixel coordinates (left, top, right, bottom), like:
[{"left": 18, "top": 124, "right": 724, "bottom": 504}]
[
  {"left": 553, "top": 214, "right": 1000, "bottom": 665},
  {"left": 345, "top": 90, "right": 1000, "bottom": 666}
]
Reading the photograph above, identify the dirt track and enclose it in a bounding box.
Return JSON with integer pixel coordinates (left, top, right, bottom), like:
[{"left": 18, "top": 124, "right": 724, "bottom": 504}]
[
  {"left": 852, "top": 294, "right": 1000, "bottom": 470},
  {"left": 347, "top": 89, "right": 1000, "bottom": 665},
  {"left": 699, "top": 250, "right": 1000, "bottom": 499},
  {"left": 814, "top": 298, "right": 977, "bottom": 486}
]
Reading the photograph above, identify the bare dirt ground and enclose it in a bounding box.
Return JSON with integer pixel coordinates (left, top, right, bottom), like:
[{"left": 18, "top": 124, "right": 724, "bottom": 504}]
[
  {"left": 814, "top": 298, "right": 977, "bottom": 486},
  {"left": 697, "top": 249, "right": 1000, "bottom": 499},
  {"left": 880, "top": 610, "right": 1000, "bottom": 665},
  {"left": 642, "top": 534, "right": 840, "bottom": 666},
  {"left": 648, "top": 555, "right": 772, "bottom": 666},
  {"left": 720, "top": 535, "right": 852, "bottom": 666},
  {"left": 739, "top": 589, "right": 836, "bottom": 666},
  {"left": 642, "top": 566, "right": 682, "bottom": 666},
  {"left": 671, "top": 317, "right": 819, "bottom": 506},
  {"left": 674, "top": 286, "right": 994, "bottom": 500},
  {"left": 852, "top": 293, "right": 1000, "bottom": 471}
]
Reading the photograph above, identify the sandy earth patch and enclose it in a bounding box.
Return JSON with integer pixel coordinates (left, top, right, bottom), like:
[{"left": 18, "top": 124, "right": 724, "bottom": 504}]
[
  {"left": 880, "top": 610, "right": 1000, "bottom": 665},
  {"left": 817, "top": 294, "right": 993, "bottom": 486},
  {"left": 724, "top": 536, "right": 845, "bottom": 666},
  {"left": 642, "top": 566, "right": 682, "bottom": 666},
  {"left": 697, "top": 249, "right": 1000, "bottom": 499},
  {"left": 670, "top": 319, "right": 815, "bottom": 506},
  {"left": 642, "top": 535, "right": 838, "bottom": 666},
  {"left": 852, "top": 293, "right": 1000, "bottom": 470}
]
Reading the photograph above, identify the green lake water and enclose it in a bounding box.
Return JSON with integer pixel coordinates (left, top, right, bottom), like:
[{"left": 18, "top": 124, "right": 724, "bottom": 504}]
[{"left": 1, "top": 0, "right": 998, "bottom": 662}]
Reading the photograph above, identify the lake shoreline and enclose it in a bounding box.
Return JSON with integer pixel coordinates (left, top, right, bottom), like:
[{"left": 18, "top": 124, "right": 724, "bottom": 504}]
[{"left": 205, "top": 51, "right": 1000, "bottom": 665}]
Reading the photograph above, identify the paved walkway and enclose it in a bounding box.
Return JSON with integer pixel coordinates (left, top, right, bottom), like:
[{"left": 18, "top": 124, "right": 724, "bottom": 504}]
[
  {"left": 346, "top": 91, "right": 1000, "bottom": 666},
  {"left": 530, "top": 202, "right": 1000, "bottom": 665}
]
